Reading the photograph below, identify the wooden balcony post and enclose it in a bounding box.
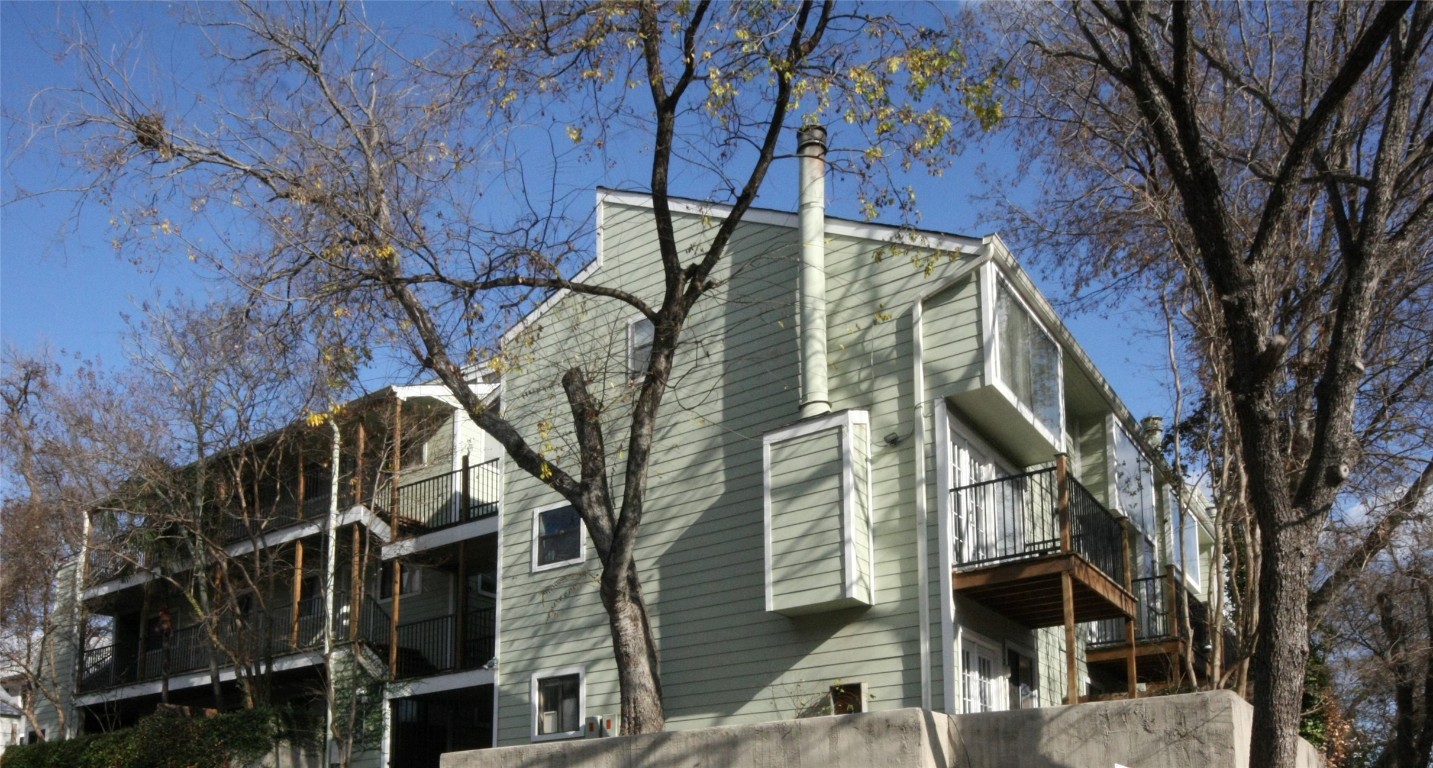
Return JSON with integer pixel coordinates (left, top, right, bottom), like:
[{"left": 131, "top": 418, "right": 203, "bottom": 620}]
[
  {"left": 389, "top": 560, "right": 402, "bottom": 679},
  {"left": 455, "top": 540, "right": 468, "bottom": 669},
  {"left": 1165, "top": 564, "right": 1183, "bottom": 687},
  {"left": 137, "top": 582, "right": 154, "bottom": 680},
  {"left": 297, "top": 446, "right": 306, "bottom": 520},
  {"left": 1062, "top": 570, "right": 1078, "bottom": 704},
  {"left": 349, "top": 524, "right": 362, "bottom": 641},
  {"left": 1055, "top": 453, "right": 1073, "bottom": 553},
  {"left": 291, "top": 541, "right": 305, "bottom": 650},
  {"left": 390, "top": 398, "right": 403, "bottom": 526},
  {"left": 1120, "top": 518, "right": 1137, "bottom": 699}
]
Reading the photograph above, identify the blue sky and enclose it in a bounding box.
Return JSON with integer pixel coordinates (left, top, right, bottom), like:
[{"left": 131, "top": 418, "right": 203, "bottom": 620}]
[{"left": 1, "top": 1, "right": 1179, "bottom": 425}]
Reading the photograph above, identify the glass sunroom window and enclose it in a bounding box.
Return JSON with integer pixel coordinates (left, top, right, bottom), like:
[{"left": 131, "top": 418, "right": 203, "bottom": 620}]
[{"left": 995, "top": 280, "right": 1062, "bottom": 440}]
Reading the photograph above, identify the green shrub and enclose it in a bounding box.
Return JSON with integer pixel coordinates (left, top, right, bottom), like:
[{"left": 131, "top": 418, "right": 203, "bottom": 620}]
[{"left": 0, "top": 707, "right": 278, "bottom": 768}]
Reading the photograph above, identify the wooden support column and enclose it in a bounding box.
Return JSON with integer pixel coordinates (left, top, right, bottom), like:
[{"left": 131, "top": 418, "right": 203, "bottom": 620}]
[
  {"left": 388, "top": 560, "right": 402, "bottom": 678},
  {"left": 291, "top": 541, "right": 305, "bottom": 650},
  {"left": 1062, "top": 570, "right": 1078, "bottom": 704},
  {"left": 1121, "top": 518, "right": 1138, "bottom": 699},
  {"left": 1166, "top": 564, "right": 1182, "bottom": 686},
  {"left": 349, "top": 524, "right": 362, "bottom": 641},
  {"left": 137, "top": 582, "right": 154, "bottom": 679},
  {"left": 1055, "top": 454, "right": 1073, "bottom": 553},
  {"left": 455, "top": 540, "right": 469, "bottom": 669},
  {"left": 390, "top": 398, "right": 403, "bottom": 527},
  {"left": 296, "top": 446, "right": 306, "bottom": 520}
]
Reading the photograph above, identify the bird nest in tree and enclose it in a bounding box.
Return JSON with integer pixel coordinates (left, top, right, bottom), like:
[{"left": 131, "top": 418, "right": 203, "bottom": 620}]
[{"left": 133, "top": 113, "right": 174, "bottom": 160}]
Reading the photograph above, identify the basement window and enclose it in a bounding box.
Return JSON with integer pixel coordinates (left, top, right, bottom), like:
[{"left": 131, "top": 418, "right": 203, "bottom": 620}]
[{"left": 531, "top": 668, "right": 584, "bottom": 741}]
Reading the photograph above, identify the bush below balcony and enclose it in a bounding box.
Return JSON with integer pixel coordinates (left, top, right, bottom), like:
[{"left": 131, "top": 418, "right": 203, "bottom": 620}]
[{"left": 1, "top": 706, "right": 278, "bottom": 768}]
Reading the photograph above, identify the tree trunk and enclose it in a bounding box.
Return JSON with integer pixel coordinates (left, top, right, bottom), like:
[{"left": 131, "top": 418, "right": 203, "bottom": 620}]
[
  {"left": 1251, "top": 518, "right": 1318, "bottom": 767},
  {"left": 601, "top": 564, "right": 664, "bottom": 734}
]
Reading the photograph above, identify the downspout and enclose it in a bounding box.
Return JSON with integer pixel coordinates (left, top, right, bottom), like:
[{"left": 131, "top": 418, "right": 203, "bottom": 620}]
[{"left": 798, "top": 125, "right": 830, "bottom": 419}]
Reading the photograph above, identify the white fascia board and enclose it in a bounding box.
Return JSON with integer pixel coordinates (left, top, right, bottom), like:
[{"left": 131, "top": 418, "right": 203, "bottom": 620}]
[
  {"left": 384, "top": 667, "right": 495, "bottom": 699},
  {"left": 381, "top": 515, "right": 500, "bottom": 560},
  {"left": 598, "top": 188, "right": 986, "bottom": 255},
  {"left": 392, "top": 383, "right": 497, "bottom": 406}
]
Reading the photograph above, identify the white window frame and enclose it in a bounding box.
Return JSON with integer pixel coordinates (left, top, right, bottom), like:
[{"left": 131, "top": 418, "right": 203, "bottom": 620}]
[
  {"left": 530, "top": 666, "right": 585, "bottom": 742},
  {"left": 531, "top": 502, "right": 584, "bottom": 572},
  {"left": 960, "top": 631, "right": 1004, "bottom": 714},
  {"left": 627, "top": 315, "right": 654, "bottom": 380}
]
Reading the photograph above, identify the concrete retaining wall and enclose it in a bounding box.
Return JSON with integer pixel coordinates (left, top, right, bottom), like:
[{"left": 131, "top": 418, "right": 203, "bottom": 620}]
[{"left": 441, "top": 691, "right": 1322, "bottom": 768}]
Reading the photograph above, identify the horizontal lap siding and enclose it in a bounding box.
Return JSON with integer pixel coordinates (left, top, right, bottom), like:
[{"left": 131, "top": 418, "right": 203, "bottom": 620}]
[{"left": 496, "top": 200, "right": 988, "bottom": 743}]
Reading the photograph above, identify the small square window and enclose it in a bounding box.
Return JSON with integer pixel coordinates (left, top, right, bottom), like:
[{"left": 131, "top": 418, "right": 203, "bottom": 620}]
[
  {"left": 533, "top": 504, "right": 583, "bottom": 570},
  {"left": 532, "top": 669, "right": 583, "bottom": 740},
  {"left": 628, "top": 316, "right": 654, "bottom": 379},
  {"left": 378, "top": 561, "right": 421, "bottom": 600}
]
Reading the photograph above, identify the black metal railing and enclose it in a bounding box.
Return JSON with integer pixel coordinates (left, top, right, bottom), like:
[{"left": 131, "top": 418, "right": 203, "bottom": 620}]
[
  {"left": 392, "top": 458, "right": 500, "bottom": 535},
  {"left": 80, "top": 592, "right": 342, "bottom": 693},
  {"left": 952, "top": 468, "right": 1125, "bottom": 584},
  {"left": 1090, "top": 570, "right": 1212, "bottom": 650},
  {"left": 388, "top": 607, "right": 497, "bottom": 679},
  {"left": 221, "top": 493, "right": 332, "bottom": 544}
]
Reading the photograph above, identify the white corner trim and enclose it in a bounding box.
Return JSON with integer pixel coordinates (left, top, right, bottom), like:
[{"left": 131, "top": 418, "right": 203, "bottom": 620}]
[{"left": 934, "top": 399, "right": 957, "bottom": 715}]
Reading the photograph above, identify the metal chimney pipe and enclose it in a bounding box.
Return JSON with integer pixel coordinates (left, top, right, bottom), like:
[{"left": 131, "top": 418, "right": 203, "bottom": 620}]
[{"left": 798, "top": 124, "right": 830, "bottom": 419}]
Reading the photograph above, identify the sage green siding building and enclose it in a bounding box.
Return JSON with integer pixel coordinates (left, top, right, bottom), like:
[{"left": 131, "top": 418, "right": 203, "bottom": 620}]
[{"left": 489, "top": 187, "right": 1218, "bottom": 747}]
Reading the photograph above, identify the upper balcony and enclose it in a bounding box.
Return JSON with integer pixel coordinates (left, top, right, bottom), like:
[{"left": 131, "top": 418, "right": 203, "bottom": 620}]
[
  {"left": 951, "top": 461, "right": 1135, "bottom": 628},
  {"left": 386, "top": 457, "right": 501, "bottom": 539}
]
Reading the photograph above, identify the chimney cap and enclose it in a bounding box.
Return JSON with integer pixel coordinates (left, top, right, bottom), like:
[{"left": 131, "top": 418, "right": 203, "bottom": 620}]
[{"left": 797, "top": 124, "right": 827, "bottom": 150}]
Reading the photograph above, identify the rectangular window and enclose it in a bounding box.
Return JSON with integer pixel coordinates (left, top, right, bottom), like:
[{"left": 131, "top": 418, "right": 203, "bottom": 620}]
[
  {"left": 628, "top": 316, "right": 654, "bottom": 379},
  {"left": 378, "top": 561, "right": 421, "bottom": 600},
  {"left": 995, "top": 280, "right": 1062, "bottom": 440},
  {"left": 533, "top": 504, "right": 583, "bottom": 570},
  {"left": 532, "top": 670, "right": 583, "bottom": 740}
]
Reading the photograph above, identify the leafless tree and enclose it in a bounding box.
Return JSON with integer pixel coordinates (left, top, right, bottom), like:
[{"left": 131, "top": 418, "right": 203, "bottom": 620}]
[
  {"left": 992, "top": 2, "right": 1432, "bottom": 765},
  {"left": 42, "top": 0, "right": 1001, "bottom": 733}
]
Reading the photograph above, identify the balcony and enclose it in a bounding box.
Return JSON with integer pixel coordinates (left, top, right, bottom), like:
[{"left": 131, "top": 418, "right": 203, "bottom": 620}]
[
  {"left": 951, "top": 463, "right": 1135, "bottom": 628},
  {"left": 363, "top": 598, "right": 498, "bottom": 679},
  {"left": 387, "top": 458, "right": 501, "bottom": 538},
  {"left": 1087, "top": 567, "right": 1214, "bottom": 690},
  {"left": 79, "top": 593, "right": 332, "bottom": 694}
]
